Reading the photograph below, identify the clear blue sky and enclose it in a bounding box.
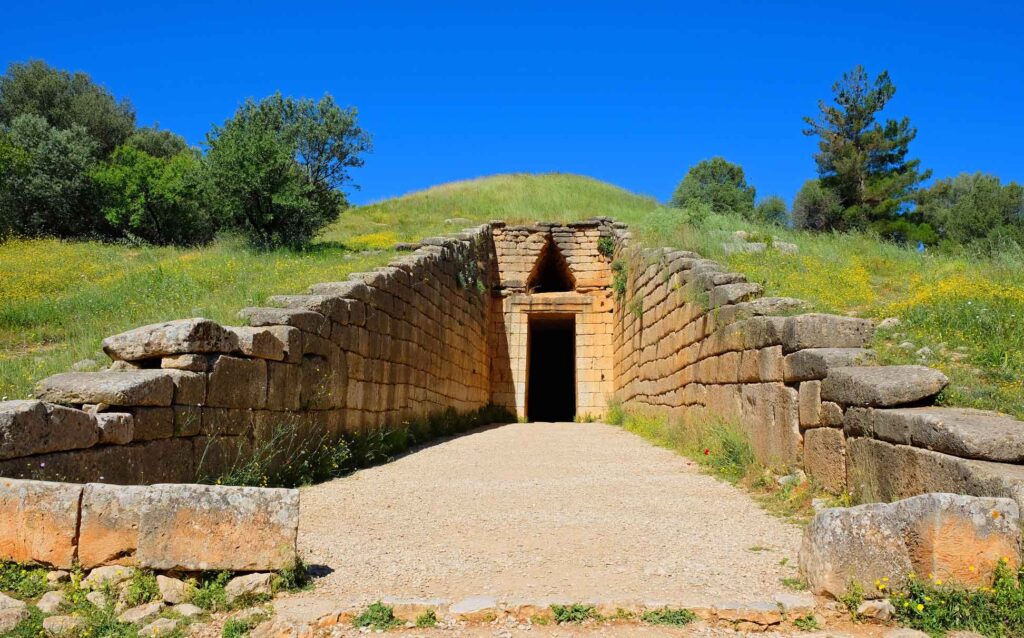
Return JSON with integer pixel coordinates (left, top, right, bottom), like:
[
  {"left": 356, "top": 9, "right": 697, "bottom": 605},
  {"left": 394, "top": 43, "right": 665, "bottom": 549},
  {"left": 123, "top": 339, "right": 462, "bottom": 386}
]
[{"left": 3, "top": 1, "right": 1022, "bottom": 206}]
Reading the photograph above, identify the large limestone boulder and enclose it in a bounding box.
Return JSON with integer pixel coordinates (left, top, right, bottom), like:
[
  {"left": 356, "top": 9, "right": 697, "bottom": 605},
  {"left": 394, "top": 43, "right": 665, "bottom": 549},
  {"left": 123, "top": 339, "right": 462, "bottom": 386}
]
[
  {"left": 0, "top": 478, "right": 82, "bottom": 568},
  {"left": 36, "top": 371, "right": 175, "bottom": 407},
  {"left": 0, "top": 400, "right": 99, "bottom": 460},
  {"left": 136, "top": 484, "right": 299, "bottom": 571},
  {"left": 783, "top": 348, "right": 875, "bottom": 382},
  {"left": 845, "top": 407, "right": 1024, "bottom": 464},
  {"left": 102, "top": 318, "right": 237, "bottom": 362},
  {"left": 821, "top": 366, "right": 948, "bottom": 407},
  {"left": 800, "top": 493, "right": 1020, "bottom": 598}
]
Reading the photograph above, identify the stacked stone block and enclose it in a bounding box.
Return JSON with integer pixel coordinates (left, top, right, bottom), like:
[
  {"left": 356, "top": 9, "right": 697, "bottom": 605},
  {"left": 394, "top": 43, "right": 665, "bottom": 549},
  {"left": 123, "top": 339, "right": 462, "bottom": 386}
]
[
  {"left": 0, "top": 226, "right": 495, "bottom": 485},
  {"left": 610, "top": 231, "right": 1024, "bottom": 508},
  {"left": 489, "top": 219, "right": 616, "bottom": 419}
]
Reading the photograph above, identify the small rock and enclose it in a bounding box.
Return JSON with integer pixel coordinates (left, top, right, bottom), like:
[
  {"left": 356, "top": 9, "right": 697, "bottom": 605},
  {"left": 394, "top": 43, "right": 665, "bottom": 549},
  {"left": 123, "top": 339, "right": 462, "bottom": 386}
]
[
  {"left": 118, "top": 601, "right": 164, "bottom": 624},
  {"left": 777, "top": 470, "right": 807, "bottom": 487},
  {"left": 774, "top": 241, "right": 799, "bottom": 254},
  {"left": 898, "top": 341, "right": 916, "bottom": 350},
  {"left": 37, "top": 590, "right": 66, "bottom": 614},
  {"left": 877, "top": 317, "right": 901, "bottom": 330},
  {"left": 812, "top": 498, "right": 831, "bottom": 513},
  {"left": 857, "top": 599, "right": 895, "bottom": 620},
  {"left": 42, "top": 615, "right": 84, "bottom": 635},
  {"left": 140, "top": 618, "right": 179, "bottom": 637},
  {"left": 225, "top": 573, "right": 274, "bottom": 605},
  {"left": 884, "top": 630, "right": 931, "bottom": 638},
  {"left": 156, "top": 575, "right": 190, "bottom": 605},
  {"left": 173, "top": 604, "right": 204, "bottom": 618},
  {"left": 0, "top": 593, "right": 28, "bottom": 633},
  {"left": 915, "top": 347, "right": 933, "bottom": 359},
  {"left": 86, "top": 591, "right": 109, "bottom": 609},
  {"left": 140, "top": 618, "right": 178, "bottom": 638},
  {"left": 46, "top": 571, "right": 70, "bottom": 585},
  {"left": 83, "top": 565, "right": 137, "bottom": 590},
  {"left": 72, "top": 359, "right": 99, "bottom": 372},
  {"left": 733, "top": 230, "right": 750, "bottom": 240}
]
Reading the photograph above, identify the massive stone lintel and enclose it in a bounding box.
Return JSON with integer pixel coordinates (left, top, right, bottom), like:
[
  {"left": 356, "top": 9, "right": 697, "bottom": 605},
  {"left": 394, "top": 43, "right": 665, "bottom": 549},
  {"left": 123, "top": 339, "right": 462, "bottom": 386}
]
[
  {"left": 102, "top": 318, "right": 238, "bottom": 362},
  {"left": 0, "top": 400, "right": 99, "bottom": 460},
  {"left": 36, "top": 371, "right": 176, "bottom": 407},
  {"left": 821, "top": 365, "right": 948, "bottom": 407}
]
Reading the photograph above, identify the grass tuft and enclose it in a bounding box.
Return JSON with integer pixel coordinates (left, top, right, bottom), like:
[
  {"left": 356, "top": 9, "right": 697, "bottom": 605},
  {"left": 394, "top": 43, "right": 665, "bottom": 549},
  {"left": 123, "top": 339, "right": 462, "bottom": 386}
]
[
  {"left": 550, "top": 604, "right": 599, "bottom": 624},
  {"left": 354, "top": 602, "right": 401, "bottom": 630},
  {"left": 640, "top": 607, "right": 698, "bottom": 626}
]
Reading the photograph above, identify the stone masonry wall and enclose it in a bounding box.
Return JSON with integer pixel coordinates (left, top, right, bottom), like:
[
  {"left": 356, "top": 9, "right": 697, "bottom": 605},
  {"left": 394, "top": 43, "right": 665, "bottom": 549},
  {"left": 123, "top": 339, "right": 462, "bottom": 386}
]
[
  {"left": 0, "top": 226, "right": 495, "bottom": 485},
  {"left": 610, "top": 228, "right": 1024, "bottom": 511},
  {"left": 489, "top": 219, "right": 615, "bottom": 419}
]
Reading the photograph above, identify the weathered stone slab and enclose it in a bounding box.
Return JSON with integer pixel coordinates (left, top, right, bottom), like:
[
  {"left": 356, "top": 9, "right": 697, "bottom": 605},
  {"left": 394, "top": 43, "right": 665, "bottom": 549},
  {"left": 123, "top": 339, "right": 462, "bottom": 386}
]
[
  {"left": 821, "top": 366, "right": 948, "bottom": 407},
  {"left": 160, "top": 354, "right": 207, "bottom": 372},
  {"left": 36, "top": 371, "right": 175, "bottom": 407},
  {"left": 0, "top": 478, "right": 82, "bottom": 568},
  {"left": 95, "top": 412, "right": 133, "bottom": 445},
  {"left": 0, "top": 400, "right": 99, "bottom": 460},
  {"left": 136, "top": 484, "right": 299, "bottom": 571},
  {"left": 803, "top": 427, "right": 847, "bottom": 494},
  {"left": 708, "top": 282, "right": 762, "bottom": 309},
  {"left": 781, "top": 314, "right": 874, "bottom": 353},
  {"left": 206, "top": 356, "right": 267, "bottom": 409},
  {"left": 102, "top": 318, "right": 237, "bottom": 361},
  {"left": 845, "top": 407, "right": 1024, "bottom": 463},
  {"left": 783, "top": 348, "right": 875, "bottom": 382},
  {"left": 800, "top": 493, "right": 1019, "bottom": 598},
  {"left": 79, "top": 483, "right": 148, "bottom": 568},
  {"left": 238, "top": 307, "right": 330, "bottom": 336},
  {"left": 228, "top": 326, "right": 301, "bottom": 363},
  {"left": 846, "top": 437, "right": 1024, "bottom": 512}
]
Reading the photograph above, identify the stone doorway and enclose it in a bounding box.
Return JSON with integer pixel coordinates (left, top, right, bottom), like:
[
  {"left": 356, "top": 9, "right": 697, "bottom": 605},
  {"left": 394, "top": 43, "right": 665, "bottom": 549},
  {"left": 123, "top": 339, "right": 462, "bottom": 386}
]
[{"left": 526, "top": 313, "right": 576, "bottom": 421}]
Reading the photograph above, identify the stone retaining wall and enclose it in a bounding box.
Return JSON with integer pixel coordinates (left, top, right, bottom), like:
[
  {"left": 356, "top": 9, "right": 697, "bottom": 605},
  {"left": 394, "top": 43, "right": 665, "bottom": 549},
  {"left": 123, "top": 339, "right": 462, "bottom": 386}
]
[
  {"left": 0, "top": 478, "right": 298, "bottom": 570},
  {"left": 0, "top": 226, "right": 496, "bottom": 484},
  {"left": 609, "top": 229, "right": 1024, "bottom": 509}
]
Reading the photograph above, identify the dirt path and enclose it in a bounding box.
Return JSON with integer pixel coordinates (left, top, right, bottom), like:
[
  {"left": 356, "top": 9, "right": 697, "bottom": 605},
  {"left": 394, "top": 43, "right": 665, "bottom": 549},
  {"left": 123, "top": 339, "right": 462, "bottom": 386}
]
[{"left": 292, "top": 422, "right": 803, "bottom": 609}]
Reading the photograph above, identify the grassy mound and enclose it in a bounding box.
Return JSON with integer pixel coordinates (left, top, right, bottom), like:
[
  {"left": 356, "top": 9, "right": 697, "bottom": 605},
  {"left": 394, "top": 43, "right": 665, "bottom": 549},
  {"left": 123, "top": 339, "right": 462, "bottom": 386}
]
[{"left": 1, "top": 172, "right": 1021, "bottom": 420}]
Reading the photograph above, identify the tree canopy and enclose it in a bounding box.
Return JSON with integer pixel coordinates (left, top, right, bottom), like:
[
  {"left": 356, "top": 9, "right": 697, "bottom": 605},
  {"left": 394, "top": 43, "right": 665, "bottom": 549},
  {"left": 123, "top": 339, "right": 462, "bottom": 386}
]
[
  {"left": 917, "top": 173, "right": 1024, "bottom": 250},
  {"left": 206, "top": 92, "right": 372, "bottom": 249},
  {"left": 670, "top": 157, "right": 756, "bottom": 216},
  {"left": 0, "top": 60, "right": 136, "bottom": 158},
  {"left": 803, "top": 66, "right": 931, "bottom": 239}
]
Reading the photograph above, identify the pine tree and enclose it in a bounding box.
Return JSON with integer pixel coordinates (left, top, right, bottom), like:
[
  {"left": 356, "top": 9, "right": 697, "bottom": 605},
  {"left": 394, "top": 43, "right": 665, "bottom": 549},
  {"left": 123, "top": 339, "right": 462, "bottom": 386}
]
[{"left": 803, "top": 66, "right": 931, "bottom": 239}]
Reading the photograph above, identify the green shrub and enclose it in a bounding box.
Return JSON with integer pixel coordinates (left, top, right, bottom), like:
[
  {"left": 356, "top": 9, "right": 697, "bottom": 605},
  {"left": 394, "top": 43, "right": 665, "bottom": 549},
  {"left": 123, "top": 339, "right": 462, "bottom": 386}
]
[
  {"left": 670, "top": 157, "right": 755, "bottom": 217},
  {"left": 354, "top": 602, "right": 400, "bottom": 630},
  {"left": 891, "top": 562, "right": 1024, "bottom": 637},
  {"left": 640, "top": 607, "right": 697, "bottom": 626},
  {"left": 550, "top": 604, "right": 598, "bottom": 623},
  {"left": 415, "top": 610, "right": 438, "bottom": 628},
  {"left": 754, "top": 195, "right": 788, "bottom": 226},
  {"left": 92, "top": 145, "right": 215, "bottom": 246},
  {"left": 597, "top": 236, "right": 615, "bottom": 258},
  {"left": 611, "top": 260, "right": 627, "bottom": 298},
  {"left": 223, "top": 615, "right": 265, "bottom": 638},
  {"left": 191, "top": 572, "right": 230, "bottom": 612},
  {"left": 793, "top": 615, "right": 820, "bottom": 631},
  {"left": 837, "top": 581, "right": 864, "bottom": 619},
  {"left": 792, "top": 179, "right": 842, "bottom": 231},
  {"left": 205, "top": 92, "right": 371, "bottom": 250},
  {"left": 0, "top": 561, "right": 48, "bottom": 599},
  {"left": 123, "top": 569, "right": 161, "bottom": 607}
]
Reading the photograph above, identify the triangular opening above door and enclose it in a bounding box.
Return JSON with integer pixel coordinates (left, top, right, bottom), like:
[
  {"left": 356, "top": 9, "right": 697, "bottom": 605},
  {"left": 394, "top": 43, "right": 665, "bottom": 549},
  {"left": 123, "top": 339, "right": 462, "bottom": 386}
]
[{"left": 526, "top": 238, "right": 575, "bottom": 293}]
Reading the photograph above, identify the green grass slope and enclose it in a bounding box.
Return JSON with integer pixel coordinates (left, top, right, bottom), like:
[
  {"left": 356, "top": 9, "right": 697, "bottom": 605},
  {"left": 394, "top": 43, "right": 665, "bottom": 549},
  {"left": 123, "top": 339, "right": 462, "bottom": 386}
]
[{"left": 1, "top": 172, "right": 1021, "bottom": 420}]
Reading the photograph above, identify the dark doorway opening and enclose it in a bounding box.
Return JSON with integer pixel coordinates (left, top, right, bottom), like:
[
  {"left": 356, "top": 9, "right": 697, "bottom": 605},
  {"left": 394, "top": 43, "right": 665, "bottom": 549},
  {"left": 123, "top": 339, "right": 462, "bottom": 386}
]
[{"left": 527, "top": 314, "right": 576, "bottom": 422}]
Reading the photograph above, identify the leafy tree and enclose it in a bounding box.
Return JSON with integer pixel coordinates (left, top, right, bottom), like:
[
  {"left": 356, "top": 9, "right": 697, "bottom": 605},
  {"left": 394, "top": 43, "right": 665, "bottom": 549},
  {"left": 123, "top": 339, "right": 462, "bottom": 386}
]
[
  {"left": 803, "top": 65, "right": 931, "bottom": 235},
  {"left": 126, "top": 125, "right": 189, "bottom": 158},
  {"left": 206, "top": 92, "right": 371, "bottom": 249},
  {"left": 0, "top": 60, "right": 135, "bottom": 157},
  {"left": 791, "top": 179, "right": 842, "bottom": 231},
  {"left": 754, "top": 195, "right": 788, "bottom": 226},
  {"left": 917, "top": 173, "right": 1024, "bottom": 250},
  {"left": 671, "top": 157, "right": 755, "bottom": 216},
  {"left": 92, "top": 145, "right": 215, "bottom": 245},
  {"left": 0, "top": 114, "right": 103, "bottom": 237}
]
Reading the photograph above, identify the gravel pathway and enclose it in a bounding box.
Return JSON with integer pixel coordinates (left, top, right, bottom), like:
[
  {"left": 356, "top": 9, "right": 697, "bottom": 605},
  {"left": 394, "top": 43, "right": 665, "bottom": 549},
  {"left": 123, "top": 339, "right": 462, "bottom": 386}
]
[{"left": 295, "top": 422, "right": 802, "bottom": 607}]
